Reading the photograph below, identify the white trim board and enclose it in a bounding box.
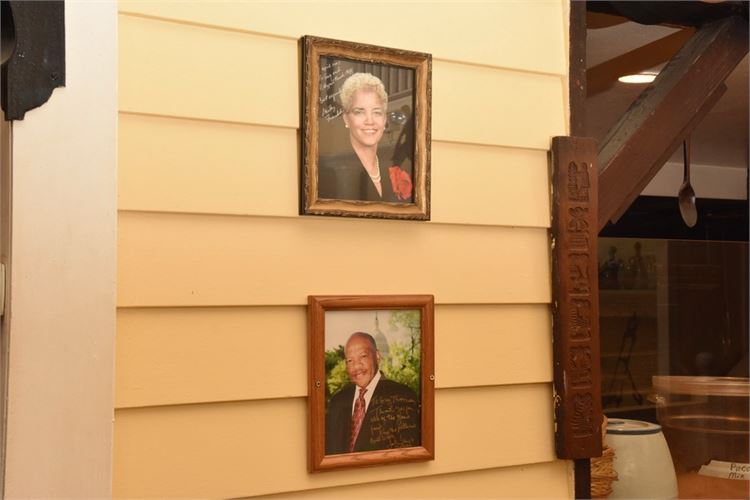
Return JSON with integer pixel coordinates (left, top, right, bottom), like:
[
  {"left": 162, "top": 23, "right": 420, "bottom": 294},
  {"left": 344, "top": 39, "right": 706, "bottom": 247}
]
[{"left": 2, "top": 2, "right": 117, "bottom": 497}]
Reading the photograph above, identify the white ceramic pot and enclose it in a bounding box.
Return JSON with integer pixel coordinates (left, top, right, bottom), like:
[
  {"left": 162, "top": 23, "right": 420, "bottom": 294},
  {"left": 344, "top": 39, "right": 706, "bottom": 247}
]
[{"left": 607, "top": 418, "right": 678, "bottom": 499}]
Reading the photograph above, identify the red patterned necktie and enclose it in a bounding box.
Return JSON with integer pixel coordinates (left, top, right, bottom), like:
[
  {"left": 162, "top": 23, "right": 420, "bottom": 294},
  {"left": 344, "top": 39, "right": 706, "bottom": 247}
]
[{"left": 348, "top": 387, "right": 367, "bottom": 452}]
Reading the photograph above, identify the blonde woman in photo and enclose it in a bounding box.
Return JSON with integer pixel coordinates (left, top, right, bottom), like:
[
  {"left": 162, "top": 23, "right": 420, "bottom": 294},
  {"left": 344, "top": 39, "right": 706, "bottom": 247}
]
[{"left": 318, "top": 72, "right": 409, "bottom": 203}]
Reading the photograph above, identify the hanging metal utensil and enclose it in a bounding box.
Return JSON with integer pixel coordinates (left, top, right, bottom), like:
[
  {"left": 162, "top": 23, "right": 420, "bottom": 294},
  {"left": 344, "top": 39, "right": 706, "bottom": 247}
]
[{"left": 678, "top": 136, "right": 698, "bottom": 227}]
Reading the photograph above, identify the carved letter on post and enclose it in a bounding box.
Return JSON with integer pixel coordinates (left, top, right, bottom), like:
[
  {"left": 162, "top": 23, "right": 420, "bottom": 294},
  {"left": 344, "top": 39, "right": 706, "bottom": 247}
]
[{"left": 551, "top": 136, "right": 602, "bottom": 459}]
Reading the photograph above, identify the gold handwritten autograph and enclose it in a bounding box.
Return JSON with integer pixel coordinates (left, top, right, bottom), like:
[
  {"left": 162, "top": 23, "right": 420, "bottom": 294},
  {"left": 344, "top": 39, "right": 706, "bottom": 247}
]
[{"left": 368, "top": 395, "right": 420, "bottom": 448}]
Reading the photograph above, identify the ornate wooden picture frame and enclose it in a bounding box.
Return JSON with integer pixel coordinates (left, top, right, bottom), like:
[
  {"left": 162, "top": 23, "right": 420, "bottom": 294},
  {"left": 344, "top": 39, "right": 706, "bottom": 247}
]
[
  {"left": 308, "top": 295, "right": 435, "bottom": 472},
  {"left": 300, "top": 36, "right": 431, "bottom": 220}
]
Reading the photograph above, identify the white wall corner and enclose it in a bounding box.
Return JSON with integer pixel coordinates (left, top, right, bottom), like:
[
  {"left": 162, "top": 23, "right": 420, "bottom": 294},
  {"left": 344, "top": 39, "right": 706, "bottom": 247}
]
[{"left": 3, "top": 1, "right": 118, "bottom": 497}]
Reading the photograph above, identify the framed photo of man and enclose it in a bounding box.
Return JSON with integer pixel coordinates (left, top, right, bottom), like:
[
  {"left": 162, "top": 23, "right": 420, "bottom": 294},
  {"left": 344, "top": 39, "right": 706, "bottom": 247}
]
[
  {"left": 307, "top": 295, "right": 435, "bottom": 472},
  {"left": 300, "top": 36, "right": 432, "bottom": 220}
]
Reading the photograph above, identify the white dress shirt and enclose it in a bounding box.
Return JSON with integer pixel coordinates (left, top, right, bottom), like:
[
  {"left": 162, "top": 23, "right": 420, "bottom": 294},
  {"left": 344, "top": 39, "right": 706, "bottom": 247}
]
[{"left": 351, "top": 370, "right": 381, "bottom": 415}]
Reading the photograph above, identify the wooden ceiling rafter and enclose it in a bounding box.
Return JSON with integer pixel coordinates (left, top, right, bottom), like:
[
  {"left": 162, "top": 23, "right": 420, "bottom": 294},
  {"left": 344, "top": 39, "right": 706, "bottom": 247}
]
[
  {"left": 587, "top": 12, "right": 628, "bottom": 30},
  {"left": 587, "top": 28, "right": 695, "bottom": 97},
  {"left": 597, "top": 16, "right": 748, "bottom": 230},
  {"left": 587, "top": 1, "right": 748, "bottom": 29}
]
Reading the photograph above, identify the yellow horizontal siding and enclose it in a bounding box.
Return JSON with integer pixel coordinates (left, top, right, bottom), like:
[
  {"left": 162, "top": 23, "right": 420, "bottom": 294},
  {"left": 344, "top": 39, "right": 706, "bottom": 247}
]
[
  {"left": 432, "top": 61, "right": 565, "bottom": 149},
  {"left": 265, "top": 461, "right": 571, "bottom": 499},
  {"left": 118, "top": 212, "right": 552, "bottom": 307},
  {"left": 118, "top": 113, "right": 550, "bottom": 227},
  {"left": 437, "top": 305, "right": 552, "bottom": 389},
  {"left": 114, "top": 1, "right": 569, "bottom": 497},
  {"left": 118, "top": 113, "right": 299, "bottom": 218},
  {"left": 115, "top": 304, "right": 551, "bottom": 408},
  {"left": 431, "top": 142, "right": 550, "bottom": 227},
  {"left": 118, "top": 2, "right": 566, "bottom": 76},
  {"left": 113, "top": 384, "right": 556, "bottom": 498},
  {"left": 119, "top": 15, "right": 565, "bottom": 149},
  {"left": 119, "top": 14, "right": 298, "bottom": 127}
]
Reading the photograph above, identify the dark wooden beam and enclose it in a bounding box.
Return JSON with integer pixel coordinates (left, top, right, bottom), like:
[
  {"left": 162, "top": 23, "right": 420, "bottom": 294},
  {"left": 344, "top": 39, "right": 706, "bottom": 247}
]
[
  {"left": 587, "top": 29, "right": 694, "bottom": 97},
  {"left": 570, "top": 0, "right": 587, "bottom": 137},
  {"left": 587, "top": 1, "right": 748, "bottom": 28},
  {"left": 568, "top": 9, "right": 597, "bottom": 499},
  {"left": 1, "top": 0, "right": 66, "bottom": 121},
  {"left": 598, "top": 16, "right": 748, "bottom": 230},
  {"left": 575, "top": 459, "right": 593, "bottom": 499},
  {"left": 606, "top": 82, "right": 727, "bottom": 227},
  {"left": 587, "top": 11, "right": 628, "bottom": 30}
]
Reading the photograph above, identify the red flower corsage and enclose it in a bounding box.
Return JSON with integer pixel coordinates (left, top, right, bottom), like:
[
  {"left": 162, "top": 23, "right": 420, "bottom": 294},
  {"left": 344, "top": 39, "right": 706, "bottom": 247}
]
[{"left": 388, "top": 166, "right": 413, "bottom": 200}]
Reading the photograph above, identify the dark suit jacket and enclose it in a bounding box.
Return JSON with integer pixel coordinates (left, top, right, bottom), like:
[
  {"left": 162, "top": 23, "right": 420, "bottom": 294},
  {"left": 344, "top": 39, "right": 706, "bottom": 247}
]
[
  {"left": 326, "top": 376, "right": 420, "bottom": 455},
  {"left": 318, "top": 151, "right": 400, "bottom": 203}
]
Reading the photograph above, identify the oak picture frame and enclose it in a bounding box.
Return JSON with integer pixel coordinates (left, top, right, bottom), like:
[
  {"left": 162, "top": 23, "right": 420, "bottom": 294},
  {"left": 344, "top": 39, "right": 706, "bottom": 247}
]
[
  {"left": 300, "top": 35, "right": 432, "bottom": 220},
  {"left": 308, "top": 295, "right": 435, "bottom": 472}
]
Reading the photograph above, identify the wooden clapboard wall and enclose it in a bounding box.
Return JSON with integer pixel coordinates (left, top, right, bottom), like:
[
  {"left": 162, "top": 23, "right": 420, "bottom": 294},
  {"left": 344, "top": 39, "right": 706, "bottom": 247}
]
[{"left": 114, "top": 2, "right": 571, "bottom": 497}]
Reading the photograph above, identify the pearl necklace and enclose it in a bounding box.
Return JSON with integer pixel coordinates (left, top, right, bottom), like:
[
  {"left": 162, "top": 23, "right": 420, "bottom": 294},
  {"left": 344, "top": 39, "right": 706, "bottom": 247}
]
[{"left": 366, "top": 157, "right": 381, "bottom": 183}]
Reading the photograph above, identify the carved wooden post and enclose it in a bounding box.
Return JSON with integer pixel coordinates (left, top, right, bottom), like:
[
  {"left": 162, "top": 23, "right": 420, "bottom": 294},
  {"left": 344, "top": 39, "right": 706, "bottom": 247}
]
[{"left": 551, "top": 136, "right": 602, "bottom": 497}]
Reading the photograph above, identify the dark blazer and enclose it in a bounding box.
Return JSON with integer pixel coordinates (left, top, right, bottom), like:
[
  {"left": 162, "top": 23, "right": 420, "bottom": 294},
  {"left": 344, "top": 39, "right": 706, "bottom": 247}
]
[
  {"left": 318, "top": 151, "right": 400, "bottom": 203},
  {"left": 326, "top": 376, "right": 420, "bottom": 455}
]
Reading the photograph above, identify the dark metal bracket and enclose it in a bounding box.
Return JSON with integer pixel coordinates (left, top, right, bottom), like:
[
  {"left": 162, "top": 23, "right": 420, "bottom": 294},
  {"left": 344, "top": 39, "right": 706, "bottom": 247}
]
[{"left": 1, "top": 0, "right": 65, "bottom": 121}]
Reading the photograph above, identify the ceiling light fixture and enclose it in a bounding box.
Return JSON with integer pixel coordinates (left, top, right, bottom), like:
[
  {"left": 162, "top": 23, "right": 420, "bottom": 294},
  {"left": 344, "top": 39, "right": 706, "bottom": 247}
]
[{"left": 618, "top": 72, "right": 658, "bottom": 84}]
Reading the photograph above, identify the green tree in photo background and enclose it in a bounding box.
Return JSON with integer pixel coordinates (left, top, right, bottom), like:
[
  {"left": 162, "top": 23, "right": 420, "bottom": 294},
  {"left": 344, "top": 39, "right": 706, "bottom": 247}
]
[{"left": 325, "top": 310, "right": 421, "bottom": 406}]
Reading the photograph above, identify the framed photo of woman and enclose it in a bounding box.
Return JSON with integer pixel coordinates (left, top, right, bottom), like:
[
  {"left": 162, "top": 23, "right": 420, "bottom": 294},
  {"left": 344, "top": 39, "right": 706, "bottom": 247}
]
[
  {"left": 307, "top": 295, "right": 435, "bottom": 472},
  {"left": 300, "top": 36, "right": 431, "bottom": 220}
]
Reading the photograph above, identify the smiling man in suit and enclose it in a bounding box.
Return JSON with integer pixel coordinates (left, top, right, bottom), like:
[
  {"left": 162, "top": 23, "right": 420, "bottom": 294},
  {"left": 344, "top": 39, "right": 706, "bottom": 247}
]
[{"left": 326, "top": 332, "right": 420, "bottom": 455}]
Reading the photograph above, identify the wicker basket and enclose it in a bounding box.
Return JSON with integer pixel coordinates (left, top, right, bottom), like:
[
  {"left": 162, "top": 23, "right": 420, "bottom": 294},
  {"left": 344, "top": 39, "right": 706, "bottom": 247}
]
[{"left": 591, "top": 416, "right": 618, "bottom": 498}]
